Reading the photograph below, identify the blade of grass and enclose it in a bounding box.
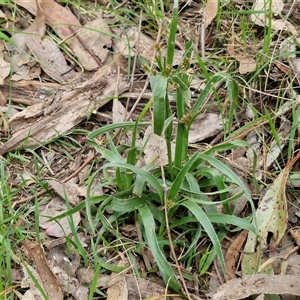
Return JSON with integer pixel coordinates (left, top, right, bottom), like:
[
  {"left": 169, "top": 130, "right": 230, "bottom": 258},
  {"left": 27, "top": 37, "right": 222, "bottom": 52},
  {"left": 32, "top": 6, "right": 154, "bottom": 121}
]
[
  {"left": 138, "top": 204, "right": 181, "bottom": 292},
  {"left": 181, "top": 200, "right": 226, "bottom": 277},
  {"left": 150, "top": 74, "right": 168, "bottom": 136}
]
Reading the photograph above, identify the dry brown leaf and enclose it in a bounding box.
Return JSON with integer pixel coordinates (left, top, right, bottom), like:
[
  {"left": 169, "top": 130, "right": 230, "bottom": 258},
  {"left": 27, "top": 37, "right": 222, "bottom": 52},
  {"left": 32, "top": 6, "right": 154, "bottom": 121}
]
[
  {"left": 76, "top": 267, "right": 111, "bottom": 287},
  {"left": 106, "top": 260, "right": 128, "bottom": 300},
  {"left": 188, "top": 113, "right": 223, "bottom": 143},
  {"left": 143, "top": 126, "right": 175, "bottom": 166},
  {"left": 107, "top": 273, "right": 177, "bottom": 300},
  {"left": 21, "top": 263, "right": 45, "bottom": 300},
  {"left": 251, "top": 0, "right": 297, "bottom": 34},
  {"left": 289, "top": 228, "right": 300, "bottom": 247},
  {"left": 24, "top": 2, "right": 77, "bottom": 83},
  {"left": 22, "top": 241, "right": 64, "bottom": 300},
  {"left": 27, "top": 36, "right": 77, "bottom": 83},
  {"left": 6, "top": 31, "right": 42, "bottom": 81},
  {"left": 113, "top": 99, "right": 128, "bottom": 123},
  {"left": 237, "top": 57, "right": 256, "bottom": 74},
  {"left": 45, "top": 179, "right": 84, "bottom": 205},
  {"left": 227, "top": 36, "right": 256, "bottom": 74},
  {"left": 209, "top": 274, "right": 300, "bottom": 300},
  {"left": 0, "top": 90, "right": 6, "bottom": 106},
  {"left": 11, "top": 64, "right": 41, "bottom": 81},
  {"left": 47, "top": 244, "right": 80, "bottom": 277},
  {"left": 13, "top": 0, "right": 80, "bottom": 39},
  {"left": 113, "top": 26, "right": 184, "bottom": 65},
  {"left": 204, "top": 0, "right": 218, "bottom": 28},
  {"left": 6, "top": 33, "right": 30, "bottom": 71},
  {"left": 51, "top": 265, "right": 88, "bottom": 300},
  {"left": 0, "top": 41, "right": 10, "bottom": 84},
  {"left": 225, "top": 230, "right": 248, "bottom": 280},
  {"left": 39, "top": 197, "right": 81, "bottom": 237},
  {"left": 70, "top": 17, "right": 112, "bottom": 70},
  {"left": 14, "top": 0, "right": 109, "bottom": 70}
]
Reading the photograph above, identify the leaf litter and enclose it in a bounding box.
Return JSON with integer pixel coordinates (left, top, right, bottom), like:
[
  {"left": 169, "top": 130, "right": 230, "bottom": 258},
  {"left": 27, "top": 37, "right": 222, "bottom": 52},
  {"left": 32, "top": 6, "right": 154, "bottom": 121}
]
[{"left": 2, "top": 0, "right": 300, "bottom": 299}]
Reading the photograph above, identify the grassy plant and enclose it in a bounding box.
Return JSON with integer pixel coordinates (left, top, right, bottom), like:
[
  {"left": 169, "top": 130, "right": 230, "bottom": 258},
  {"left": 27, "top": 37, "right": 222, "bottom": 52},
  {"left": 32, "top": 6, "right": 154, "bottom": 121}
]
[
  {"left": 2, "top": 0, "right": 298, "bottom": 298},
  {"left": 83, "top": 1, "right": 258, "bottom": 295}
]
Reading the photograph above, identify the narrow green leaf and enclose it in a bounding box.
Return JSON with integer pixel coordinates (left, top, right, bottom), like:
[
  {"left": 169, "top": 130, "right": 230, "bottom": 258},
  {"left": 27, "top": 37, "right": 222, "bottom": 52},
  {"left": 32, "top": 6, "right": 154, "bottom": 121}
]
[
  {"left": 198, "top": 154, "right": 252, "bottom": 201},
  {"left": 108, "top": 196, "right": 146, "bottom": 212},
  {"left": 191, "top": 74, "right": 224, "bottom": 115},
  {"left": 150, "top": 75, "right": 168, "bottom": 136},
  {"left": 207, "top": 214, "right": 257, "bottom": 234},
  {"left": 138, "top": 205, "right": 181, "bottom": 292},
  {"left": 87, "top": 122, "right": 150, "bottom": 140},
  {"left": 99, "top": 259, "right": 127, "bottom": 272},
  {"left": 169, "top": 151, "right": 201, "bottom": 200},
  {"left": 182, "top": 200, "right": 226, "bottom": 276},
  {"left": 133, "top": 164, "right": 157, "bottom": 196},
  {"left": 103, "top": 162, "right": 164, "bottom": 202}
]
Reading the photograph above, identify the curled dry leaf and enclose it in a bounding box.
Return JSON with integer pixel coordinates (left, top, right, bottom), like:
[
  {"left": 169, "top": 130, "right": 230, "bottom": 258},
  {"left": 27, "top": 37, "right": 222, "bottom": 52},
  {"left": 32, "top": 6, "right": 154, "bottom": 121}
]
[
  {"left": 204, "top": 0, "right": 218, "bottom": 28},
  {"left": 25, "top": 2, "right": 77, "bottom": 83},
  {"left": 251, "top": 0, "right": 297, "bottom": 34},
  {"left": 13, "top": 0, "right": 80, "bottom": 39},
  {"left": 227, "top": 36, "right": 256, "bottom": 74},
  {"left": 70, "top": 17, "right": 112, "bottom": 70},
  {"left": 22, "top": 241, "right": 64, "bottom": 300},
  {"left": 39, "top": 197, "right": 81, "bottom": 237},
  {"left": 0, "top": 41, "right": 10, "bottom": 84},
  {"left": 242, "top": 153, "right": 300, "bottom": 275},
  {"left": 225, "top": 230, "right": 248, "bottom": 280}
]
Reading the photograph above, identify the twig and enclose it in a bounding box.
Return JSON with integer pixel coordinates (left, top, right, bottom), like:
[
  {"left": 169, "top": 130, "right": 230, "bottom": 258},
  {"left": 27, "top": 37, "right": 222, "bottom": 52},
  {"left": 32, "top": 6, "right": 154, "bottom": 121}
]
[{"left": 62, "top": 151, "right": 96, "bottom": 182}]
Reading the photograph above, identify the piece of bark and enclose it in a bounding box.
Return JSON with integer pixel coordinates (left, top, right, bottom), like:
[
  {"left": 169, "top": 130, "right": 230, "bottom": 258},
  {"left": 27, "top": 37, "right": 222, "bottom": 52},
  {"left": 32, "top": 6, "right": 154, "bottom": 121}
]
[
  {"left": 209, "top": 274, "right": 300, "bottom": 300},
  {"left": 0, "top": 74, "right": 128, "bottom": 155}
]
